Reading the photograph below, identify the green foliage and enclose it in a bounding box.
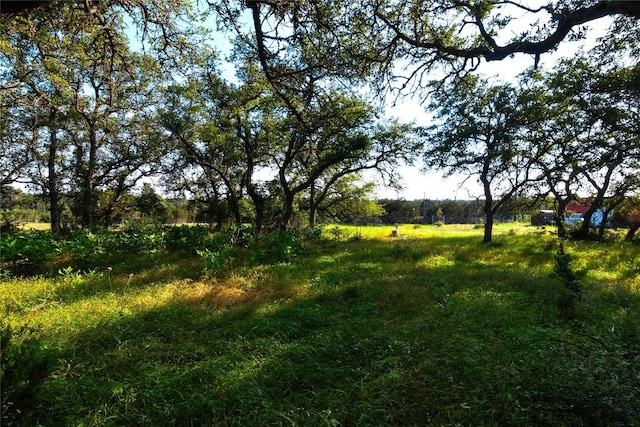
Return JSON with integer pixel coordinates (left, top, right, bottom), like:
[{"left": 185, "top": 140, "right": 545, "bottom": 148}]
[
  {"left": 0, "top": 209, "right": 24, "bottom": 234},
  {"left": 0, "top": 231, "right": 57, "bottom": 276},
  {"left": 0, "top": 188, "right": 49, "bottom": 233},
  {"left": 61, "top": 224, "right": 167, "bottom": 267},
  {"left": 328, "top": 225, "right": 344, "bottom": 240},
  {"left": 164, "top": 224, "right": 211, "bottom": 254},
  {"left": 249, "top": 231, "right": 303, "bottom": 265},
  {"left": 301, "top": 225, "right": 324, "bottom": 241},
  {"left": 198, "top": 230, "right": 306, "bottom": 276},
  {"left": 136, "top": 184, "right": 169, "bottom": 224},
  {"left": 197, "top": 246, "right": 235, "bottom": 277}
]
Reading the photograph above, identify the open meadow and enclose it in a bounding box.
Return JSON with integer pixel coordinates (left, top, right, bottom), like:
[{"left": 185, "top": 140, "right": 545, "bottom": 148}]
[{"left": 2, "top": 223, "right": 640, "bottom": 426}]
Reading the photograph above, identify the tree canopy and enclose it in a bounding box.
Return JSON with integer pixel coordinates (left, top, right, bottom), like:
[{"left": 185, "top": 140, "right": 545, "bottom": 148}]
[
  {"left": 1, "top": 0, "right": 640, "bottom": 239},
  {"left": 212, "top": 0, "right": 640, "bottom": 96}
]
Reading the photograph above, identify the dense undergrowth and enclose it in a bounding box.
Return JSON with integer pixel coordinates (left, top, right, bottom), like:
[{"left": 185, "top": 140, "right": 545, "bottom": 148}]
[{"left": 2, "top": 223, "right": 640, "bottom": 426}]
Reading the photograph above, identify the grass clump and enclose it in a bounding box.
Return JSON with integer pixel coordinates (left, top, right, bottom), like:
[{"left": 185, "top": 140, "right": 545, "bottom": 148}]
[{"left": 1, "top": 223, "right": 640, "bottom": 426}]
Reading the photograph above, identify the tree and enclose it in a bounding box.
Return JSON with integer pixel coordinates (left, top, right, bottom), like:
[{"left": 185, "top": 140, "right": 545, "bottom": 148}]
[
  {"left": 307, "top": 177, "right": 384, "bottom": 225},
  {"left": 2, "top": 2, "right": 169, "bottom": 230},
  {"left": 524, "top": 38, "right": 640, "bottom": 239},
  {"left": 160, "top": 67, "right": 260, "bottom": 230},
  {"left": 1, "top": 0, "right": 200, "bottom": 53},
  {"left": 615, "top": 195, "right": 640, "bottom": 241},
  {"left": 1, "top": 5, "right": 83, "bottom": 233},
  {"left": 270, "top": 89, "right": 416, "bottom": 230},
  {"left": 369, "top": 0, "right": 640, "bottom": 88},
  {"left": 136, "top": 183, "right": 168, "bottom": 224},
  {"left": 0, "top": 88, "right": 41, "bottom": 188},
  {"left": 303, "top": 118, "right": 417, "bottom": 228},
  {"left": 517, "top": 69, "right": 585, "bottom": 237},
  {"left": 222, "top": 16, "right": 419, "bottom": 230},
  {"left": 378, "top": 199, "right": 420, "bottom": 224},
  {"left": 424, "top": 77, "right": 543, "bottom": 243},
  {"left": 214, "top": 0, "right": 640, "bottom": 98}
]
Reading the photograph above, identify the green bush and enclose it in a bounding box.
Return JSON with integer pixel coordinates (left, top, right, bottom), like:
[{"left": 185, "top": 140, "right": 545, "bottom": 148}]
[
  {"left": 265, "top": 231, "right": 301, "bottom": 263},
  {"left": 0, "top": 209, "right": 23, "bottom": 234},
  {"left": 164, "top": 224, "right": 211, "bottom": 253},
  {"left": 197, "top": 246, "right": 235, "bottom": 277},
  {"left": 0, "top": 231, "right": 57, "bottom": 276},
  {"left": 244, "top": 231, "right": 307, "bottom": 266},
  {"left": 61, "top": 225, "right": 168, "bottom": 268},
  {"left": 301, "top": 226, "right": 323, "bottom": 241},
  {"left": 553, "top": 243, "right": 583, "bottom": 320},
  {"left": 63, "top": 230, "right": 102, "bottom": 265}
]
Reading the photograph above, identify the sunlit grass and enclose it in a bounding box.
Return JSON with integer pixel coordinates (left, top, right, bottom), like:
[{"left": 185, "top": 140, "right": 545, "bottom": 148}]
[
  {"left": 19, "top": 222, "right": 51, "bottom": 231},
  {"left": 2, "top": 223, "right": 640, "bottom": 426}
]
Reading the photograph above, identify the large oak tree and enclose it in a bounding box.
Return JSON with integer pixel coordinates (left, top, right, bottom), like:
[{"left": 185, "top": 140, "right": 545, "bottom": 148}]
[{"left": 424, "top": 77, "right": 544, "bottom": 243}]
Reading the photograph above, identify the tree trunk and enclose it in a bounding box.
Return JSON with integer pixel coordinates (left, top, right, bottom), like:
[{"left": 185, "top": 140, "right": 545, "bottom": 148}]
[
  {"left": 308, "top": 181, "right": 317, "bottom": 228},
  {"left": 226, "top": 191, "right": 242, "bottom": 226},
  {"left": 245, "top": 178, "right": 265, "bottom": 234},
  {"left": 480, "top": 171, "right": 493, "bottom": 244},
  {"left": 556, "top": 199, "right": 568, "bottom": 238},
  {"left": 576, "top": 206, "right": 598, "bottom": 240},
  {"left": 81, "top": 125, "right": 98, "bottom": 229},
  {"left": 254, "top": 202, "right": 264, "bottom": 234},
  {"left": 625, "top": 224, "right": 640, "bottom": 241},
  {"left": 280, "top": 193, "right": 295, "bottom": 231},
  {"left": 308, "top": 206, "right": 317, "bottom": 228},
  {"left": 483, "top": 212, "right": 494, "bottom": 244},
  {"left": 48, "top": 108, "right": 61, "bottom": 234},
  {"left": 103, "top": 174, "right": 127, "bottom": 228}
]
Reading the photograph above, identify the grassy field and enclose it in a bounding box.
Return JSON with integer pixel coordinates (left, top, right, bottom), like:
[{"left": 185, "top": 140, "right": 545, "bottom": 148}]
[
  {"left": 2, "top": 223, "right": 640, "bottom": 426},
  {"left": 19, "top": 222, "right": 52, "bottom": 231}
]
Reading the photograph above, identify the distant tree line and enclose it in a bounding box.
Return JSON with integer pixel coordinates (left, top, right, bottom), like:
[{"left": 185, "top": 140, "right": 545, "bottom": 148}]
[
  {"left": 1, "top": 184, "right": 388, "bottom": 233},
  {"left": 1, "top": 183, "right": 545, "bottom": 233}
]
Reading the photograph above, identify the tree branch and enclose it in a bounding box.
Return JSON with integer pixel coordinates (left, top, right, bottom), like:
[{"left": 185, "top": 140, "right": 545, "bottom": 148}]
[{"left": 377, "top": 1, "right": 640, "bottom": 63}]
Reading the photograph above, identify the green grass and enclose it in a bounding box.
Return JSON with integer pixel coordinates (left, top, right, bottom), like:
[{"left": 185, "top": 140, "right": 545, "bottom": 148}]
[
  {"left": 2, "top": 223, "right": 640, "bottom": 426},
  {"left": 19, "top": 222, "right": 51, "bottom": 231}
]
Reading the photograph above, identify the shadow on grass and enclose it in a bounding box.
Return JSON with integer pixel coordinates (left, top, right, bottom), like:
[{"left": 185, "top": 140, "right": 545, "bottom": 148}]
[
  {"left": 39, "top": 253, "right": 206, "bottom": 308},
  {"left": 15, "top": 233, "right": 640, "bottom": 426},
  {"left": 31, "top": 288, "right": 403, "bottom": 426}
]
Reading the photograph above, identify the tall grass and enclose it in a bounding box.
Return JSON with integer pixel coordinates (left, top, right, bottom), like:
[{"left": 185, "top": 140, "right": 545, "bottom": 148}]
[{"left": 2, "top": 223, "right": 640, "bottom": 426}]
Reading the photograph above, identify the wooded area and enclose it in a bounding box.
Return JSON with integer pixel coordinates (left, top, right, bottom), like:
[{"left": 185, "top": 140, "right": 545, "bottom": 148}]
[{"left": 1, "top": 1, "right": 639, "bottom": 242}]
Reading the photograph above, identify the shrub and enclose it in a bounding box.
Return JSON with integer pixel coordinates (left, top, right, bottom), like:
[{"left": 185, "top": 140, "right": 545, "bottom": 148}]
[
  {"left": 116, "top": 222, "right": 166, "bottom": 253},
  {"left": 553, "top": 243, "right": 583, "bottom": 320},
  {"left": 63, "top": 230, "right": 102, "bottom": 265},
  {"left": 0, "top": 231, "right": 57, "bottom": 276},
  {"left": 265, "top": 231, "right": 302, "bottom": 263},
  {"left": 164, "top": 224, "right": 211, "bottom": 253},
  {"left": 197, "top": 246, "right": 235, "bottom": 277},
  {"left": 0, "top": 209, "right": 23, "bottom": 234},
  {"left": 301, "top": 226, "right": 323, "bottom": 241},
  {"left": 567, "top": 222, "right": 600, "bottom": 241},
  {"left": 328, "top": 225, "right": 345, "bottom": 240}
]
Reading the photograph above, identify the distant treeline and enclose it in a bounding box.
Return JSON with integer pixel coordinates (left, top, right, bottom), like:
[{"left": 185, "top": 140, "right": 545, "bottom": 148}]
[
  {"left": 376, "top": 198, "right": 533, "bottom": 225},
  {"left": 3, "top": 186, "right": 546, "bottom": 232}
]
